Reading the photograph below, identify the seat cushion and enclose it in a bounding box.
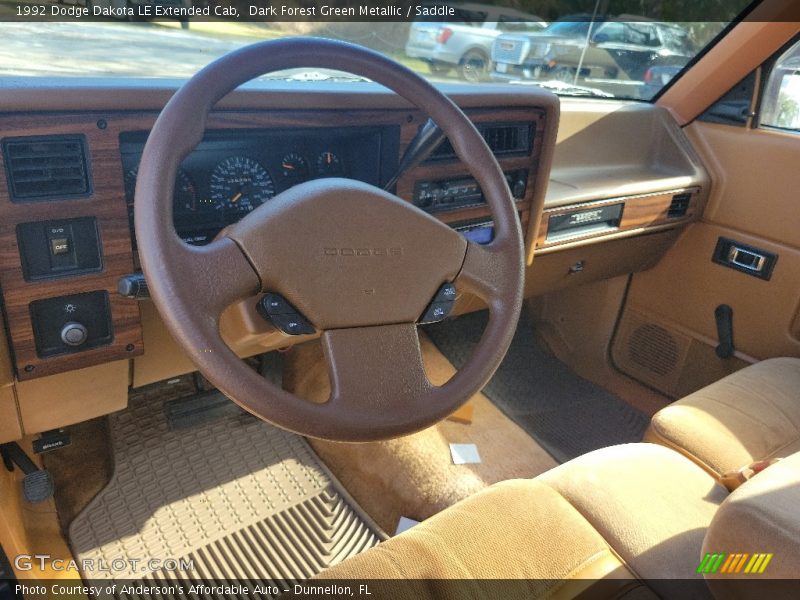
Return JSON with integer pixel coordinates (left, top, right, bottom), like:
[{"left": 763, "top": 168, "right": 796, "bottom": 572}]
[
  {"left": 317, "top": 478, "right": 649, "bottom": 599},
  {"left": 645, "top": 357, "right": 800, "bottom": 478},
  {"left": 539, "top": 444, "right": 728, "bottom": 599},
  {"left": 317, "top": 444, "right": 726, "bottom": 598}
]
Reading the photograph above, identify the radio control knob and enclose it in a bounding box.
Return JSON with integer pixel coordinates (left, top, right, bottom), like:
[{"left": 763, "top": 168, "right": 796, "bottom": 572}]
[{"left": 61, "top": 322, "right": 88, "bottom": 347}]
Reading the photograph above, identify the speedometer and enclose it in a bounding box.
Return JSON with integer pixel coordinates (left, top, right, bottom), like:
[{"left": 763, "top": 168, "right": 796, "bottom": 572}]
[{"left": 209, "top": 156, "right": 275, "bottom": 215}]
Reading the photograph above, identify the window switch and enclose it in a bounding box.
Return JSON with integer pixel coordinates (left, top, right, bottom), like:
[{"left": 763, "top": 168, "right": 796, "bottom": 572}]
[{"left": 50, "top": 238, "right": 70, "bottom": 256}]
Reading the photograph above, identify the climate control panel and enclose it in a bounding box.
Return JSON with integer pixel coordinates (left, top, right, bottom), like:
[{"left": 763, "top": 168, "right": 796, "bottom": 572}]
[{"left": 413, "top": 169, "right": 528, "bottom": 213}]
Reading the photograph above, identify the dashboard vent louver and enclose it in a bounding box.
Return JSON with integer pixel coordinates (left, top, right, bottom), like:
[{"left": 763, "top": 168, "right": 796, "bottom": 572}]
[
  {"left": 667, "top": 193, "right": 691, "bottom": 218},
  {"left": 2, "top": 135, "right": 91, "bottom": 201},
  {"left": 428, "top": 122, "right": 532, "bottom": 161}
]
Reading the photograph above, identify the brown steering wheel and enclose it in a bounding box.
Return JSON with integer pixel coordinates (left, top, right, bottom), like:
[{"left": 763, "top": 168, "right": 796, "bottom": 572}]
[{"left": 135, "top": 38, "right": 524, "bottom": 442}]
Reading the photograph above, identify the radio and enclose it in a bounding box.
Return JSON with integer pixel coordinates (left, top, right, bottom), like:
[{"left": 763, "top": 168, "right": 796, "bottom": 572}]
[{"left": 413, "top": 169, "right": 528, "bottom": 213}]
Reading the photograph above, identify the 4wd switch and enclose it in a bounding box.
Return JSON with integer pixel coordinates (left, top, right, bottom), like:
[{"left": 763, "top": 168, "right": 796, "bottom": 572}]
[
  {"left": 50, "top": 237, "right": 70, "bottom": 256},
  {"left": 257, "top": 293, "right": 315, "bottom": 336},
  {"left": 17, "top": 217, "right": 101, "bottom": 281}
]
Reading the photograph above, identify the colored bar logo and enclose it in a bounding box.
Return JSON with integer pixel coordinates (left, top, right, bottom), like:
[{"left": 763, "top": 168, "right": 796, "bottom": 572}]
[{"left": 697, "top": 553, "right": 773, "bottom": 574}]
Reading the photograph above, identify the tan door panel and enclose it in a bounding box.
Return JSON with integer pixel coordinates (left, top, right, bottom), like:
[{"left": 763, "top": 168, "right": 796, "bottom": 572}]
[
  {"left": 615, "top": 121, "right": 800, "bottom": 396},
  {"left": 690, "top": 123, "right": 800, "bottom": 242}
]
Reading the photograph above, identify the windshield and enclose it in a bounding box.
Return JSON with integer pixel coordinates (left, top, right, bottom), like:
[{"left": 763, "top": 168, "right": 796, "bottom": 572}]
[
  {"left": 0, "top": 0, "right": 755, "bottom": 102},
  {"left": 544, "top": 21, "right": 594, "bottom": 36}
]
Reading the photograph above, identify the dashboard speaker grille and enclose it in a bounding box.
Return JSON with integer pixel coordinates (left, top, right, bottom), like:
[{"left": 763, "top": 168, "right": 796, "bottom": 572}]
[{"left": 2, "top": 135, "right": 91, "bottom": 201}]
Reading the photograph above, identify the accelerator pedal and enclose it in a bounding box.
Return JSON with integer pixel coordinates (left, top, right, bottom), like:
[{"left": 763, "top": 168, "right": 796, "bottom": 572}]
[{"left": 165, "top": 390, "right": 248, "bottom": 431}]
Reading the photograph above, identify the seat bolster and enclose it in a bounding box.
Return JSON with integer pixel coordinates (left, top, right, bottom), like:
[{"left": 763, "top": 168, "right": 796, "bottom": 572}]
[
  {"left": 647, "top": 357, "right": 800, "bottom": 478},
  {"left": 538, "top": 443, "right": 727, "bottom": 599}
]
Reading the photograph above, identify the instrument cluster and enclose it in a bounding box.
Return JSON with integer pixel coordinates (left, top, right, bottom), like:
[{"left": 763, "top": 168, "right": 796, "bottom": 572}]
[{"left": 121, "top": 127, "right": 390, "bottom": 245}]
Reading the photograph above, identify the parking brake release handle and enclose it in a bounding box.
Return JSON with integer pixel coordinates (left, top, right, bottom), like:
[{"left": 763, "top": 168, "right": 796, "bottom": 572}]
[{"left": 715, "top": 304, "right": 735, "bottom": 359}]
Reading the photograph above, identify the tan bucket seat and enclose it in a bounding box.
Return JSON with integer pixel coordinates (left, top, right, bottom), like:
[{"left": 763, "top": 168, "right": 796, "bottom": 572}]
[
  {"left": 316, "top": 444, "right": 799, "bottom": 599},
  {"left": 645, "top": 357, "right": 800, "bottom": 480}
]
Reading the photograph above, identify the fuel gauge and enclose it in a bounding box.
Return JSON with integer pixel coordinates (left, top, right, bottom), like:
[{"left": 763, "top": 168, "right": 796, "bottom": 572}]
[{"left": 280, "top": 152, "right": 309, "bottom": 180}]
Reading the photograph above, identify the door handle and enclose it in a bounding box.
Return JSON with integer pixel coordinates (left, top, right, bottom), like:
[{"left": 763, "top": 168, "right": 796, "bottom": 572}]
[
  {"left": 727, "top": 245, "right": 766, "bottom": 273},
  {"left": 713, "top": 237, "right": 777, "bottom": 281}
]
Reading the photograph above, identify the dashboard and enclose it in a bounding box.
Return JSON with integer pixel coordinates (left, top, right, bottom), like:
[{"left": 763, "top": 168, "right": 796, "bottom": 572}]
[
  {"left": 121, "top": 126, "right": 397, "bottom": 245},
  {"left": 0, "top": 102, "right": 552, "bottom": 384},
  {"left": 0, "top": 85, "right": 708, "bottom": 402},
  {"left": 0, "top": 84, "right": 713, "bottom": 442}
]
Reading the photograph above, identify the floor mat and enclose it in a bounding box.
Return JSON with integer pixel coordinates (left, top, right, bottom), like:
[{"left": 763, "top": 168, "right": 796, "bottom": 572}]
[
  {"left": 68, "top": 386, "right": 382, "bottom": 593},
  {"left": 426, "top": 310, "right": 649, "bottom": 462}
]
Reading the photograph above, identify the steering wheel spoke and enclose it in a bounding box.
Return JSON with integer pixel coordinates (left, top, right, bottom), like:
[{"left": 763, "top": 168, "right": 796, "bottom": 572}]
[
  {"left": 456, "top": 240, "right": 522, "bottom": 311},
  {"left": 321, "top": 323, "right": 432, "bottom": 414},
  {"left": 172, "top": 237, "right": 261, "bottom": 316}
]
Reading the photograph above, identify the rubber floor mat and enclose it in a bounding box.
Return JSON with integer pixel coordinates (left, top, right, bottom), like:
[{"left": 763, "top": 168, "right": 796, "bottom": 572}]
[
  {"left": 426, "top": 310, "right": 649, "bottom": 462},
  {"left": 68, "top": 386, "right": 382, "bottom": 594}
]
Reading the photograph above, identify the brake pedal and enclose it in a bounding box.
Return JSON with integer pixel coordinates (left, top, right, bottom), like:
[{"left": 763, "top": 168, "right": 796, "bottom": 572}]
[
  {"left": 22, "top": 470, "right": 55, "bottom": 504},
  {"left": 0, "top": 442, "right": 55, "bottom": 504}
]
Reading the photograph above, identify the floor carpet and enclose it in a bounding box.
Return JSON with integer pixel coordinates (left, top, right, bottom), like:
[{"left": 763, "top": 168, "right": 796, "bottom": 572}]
[
  {"left": 426, "top": 310, "right": 650, "bottom": 463},
  {"left": 284, "top": 336, "right": 558, "bottom": 533}
]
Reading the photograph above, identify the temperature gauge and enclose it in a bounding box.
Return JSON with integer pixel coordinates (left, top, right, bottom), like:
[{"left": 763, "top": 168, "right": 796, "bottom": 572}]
[{"left": 316, "top": 151, "right": 343, "bottom": 177}]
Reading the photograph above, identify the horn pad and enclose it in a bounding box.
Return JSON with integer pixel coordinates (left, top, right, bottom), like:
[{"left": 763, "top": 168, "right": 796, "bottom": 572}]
[{"left": 226, "top": 178, "right": 467, "bottom": 329}]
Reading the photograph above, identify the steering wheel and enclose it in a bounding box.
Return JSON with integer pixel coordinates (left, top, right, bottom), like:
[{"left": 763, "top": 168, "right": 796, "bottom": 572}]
[{"left": 135, "top": 38, "right": 524, "bottom": 442}]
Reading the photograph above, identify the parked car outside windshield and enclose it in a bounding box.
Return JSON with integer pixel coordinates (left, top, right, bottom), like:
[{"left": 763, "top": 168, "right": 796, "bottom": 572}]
[
  {"left": 405, "top": 2, "right": 546, "bottom": 82},
  {"left": 491, "top": 16, "right": 697, "bottom": 99}
]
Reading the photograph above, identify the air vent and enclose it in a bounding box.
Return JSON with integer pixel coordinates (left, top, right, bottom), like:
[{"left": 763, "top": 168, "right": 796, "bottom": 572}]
[
  {"left": 428, "top": 122, "right": 532, "bottom": 161},
  {"left": 667, "top": 193, "right": 691, "bottom": 218},
  {"left": 3, "top": 135, "right": 91, "bottom": 201}
]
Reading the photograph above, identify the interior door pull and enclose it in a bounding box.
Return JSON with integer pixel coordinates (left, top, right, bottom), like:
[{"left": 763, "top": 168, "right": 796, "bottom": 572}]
[
  {"left": 727, "top": 246, "right": 766, "bottom": 272},
  {"left": 715, "top": 304, "right": 735, "bottom": 359},
  {"left": 712, "top": 237, "right": 777, "bottom": 281}
]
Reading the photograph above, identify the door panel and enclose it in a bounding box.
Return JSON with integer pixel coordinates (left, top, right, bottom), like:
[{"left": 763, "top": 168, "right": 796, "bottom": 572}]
[{"left": 613, "top": 121, "right": 800, "bottom": 397}]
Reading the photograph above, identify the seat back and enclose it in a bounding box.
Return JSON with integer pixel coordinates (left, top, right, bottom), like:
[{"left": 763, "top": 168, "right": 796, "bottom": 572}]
[{"left": 703, "top": 451, "right": 800, "bottom": 597}]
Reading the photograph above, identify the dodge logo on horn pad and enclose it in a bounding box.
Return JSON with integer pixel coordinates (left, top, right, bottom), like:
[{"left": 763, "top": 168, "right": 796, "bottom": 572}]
[{"left": 324, "top": 248, "right": 403, "bottom": 256}]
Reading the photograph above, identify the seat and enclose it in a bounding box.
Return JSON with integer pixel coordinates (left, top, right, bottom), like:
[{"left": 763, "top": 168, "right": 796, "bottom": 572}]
[
  {"left": 703, "top": 451, "right": 800, "bottom": 599},
  {"left": 317, "top": 443, "right": 729, "bottom": 599},
  {"left": 645, "top": 357, "right": 800, "bottom": 479}
]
